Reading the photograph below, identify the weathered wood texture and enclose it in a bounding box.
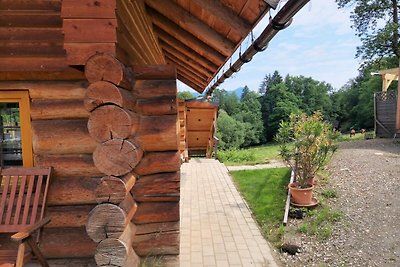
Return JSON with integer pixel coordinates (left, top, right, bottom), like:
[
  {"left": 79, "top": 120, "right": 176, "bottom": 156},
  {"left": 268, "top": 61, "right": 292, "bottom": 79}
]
[
  {"left": 88, "top": 105, "right": 140, "bottom": 142},
  {"left": 132, "top": 172, "right": 179, "bottom": 202},
  {"left": 134, "top": 151, "right": 181, "bottom": 176},
  {"left": 34, "top": 154, "right": 102, "bottom": 177},
  {"left": 95, "top": 173, "right": 137, "bottom": 204},
  {"left": 133, "top": 202, "right": 179, "bottom": 224},
  {"left": 95, "top": 236, "right": 140, "bottom": 267},
  {"left": 32, "top": 119, "right": 97, "bottom": 154},
  {"left": 85, "top": 81, "right": 136, "bottom": 112},
  {"left": 136, "top": 115, "right": 179, "bottom": 151},
  {"left": 85, "top": 53, "right": 134, "bottom": 89},
  {"left": 86, "top": 203, "right": 137, "bottom": 243},
  {"left": 93, "top": 139, "right": 143, "bottom": 176},
  {"left": 136, "top": 96, "right": 177, "bottom": 115},
  {"left": 133, "top": 231, "right": 179, "bottom": 257},
  {"left": 31, "top": 99, "right": 89, "bottom": 120}
]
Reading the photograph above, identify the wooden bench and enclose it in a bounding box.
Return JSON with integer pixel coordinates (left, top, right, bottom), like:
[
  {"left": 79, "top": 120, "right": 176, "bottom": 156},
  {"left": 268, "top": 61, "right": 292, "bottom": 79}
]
[{"left": 0, "top": 167, "right": 52, "bottom": 267}]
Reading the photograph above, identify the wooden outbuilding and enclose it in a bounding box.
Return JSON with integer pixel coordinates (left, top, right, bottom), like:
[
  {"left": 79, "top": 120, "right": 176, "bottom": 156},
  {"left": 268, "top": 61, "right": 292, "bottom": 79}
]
[{"left": 0, "top": 0, "right": 309, "bottom": 265}]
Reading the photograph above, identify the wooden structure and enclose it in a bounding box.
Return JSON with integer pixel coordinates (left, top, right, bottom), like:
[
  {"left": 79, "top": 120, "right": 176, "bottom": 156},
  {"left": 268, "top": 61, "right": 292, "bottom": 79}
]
[
  {"left": 0, "top": 0, "right": 309, "bottom": 265},
  {"left": 0, "top": 167, "right": 52, "bottom": 267},
  {"left": 178, "top": 99, "right": 218, "bottom": 160},
  {"left": 374, "top": 68, "right": 400, "bottom": 138}
]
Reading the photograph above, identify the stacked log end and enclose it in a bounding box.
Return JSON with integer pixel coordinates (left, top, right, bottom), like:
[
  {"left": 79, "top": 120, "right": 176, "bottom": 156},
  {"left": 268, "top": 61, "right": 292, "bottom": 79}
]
[
  {"left": 131, "top": 64, "right": 180, "bottom": 258},
  {"left": 84, "top": 54, "right": 180, "bottom": 266},
  {"left": 84, "top": 53, "right": 140, "bottom": 267}
]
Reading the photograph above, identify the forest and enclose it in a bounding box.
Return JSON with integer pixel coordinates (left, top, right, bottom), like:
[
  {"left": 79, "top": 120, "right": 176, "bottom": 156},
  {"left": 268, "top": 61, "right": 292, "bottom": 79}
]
[{"left": 178, "top": 0, "right": 400, "bottom": 150}]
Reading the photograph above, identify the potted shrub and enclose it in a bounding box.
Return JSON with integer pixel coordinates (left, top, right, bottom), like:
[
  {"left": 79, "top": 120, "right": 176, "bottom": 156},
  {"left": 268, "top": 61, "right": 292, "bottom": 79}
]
[{"left": 275, "top": 112, "right": 338, "bottom": 205}]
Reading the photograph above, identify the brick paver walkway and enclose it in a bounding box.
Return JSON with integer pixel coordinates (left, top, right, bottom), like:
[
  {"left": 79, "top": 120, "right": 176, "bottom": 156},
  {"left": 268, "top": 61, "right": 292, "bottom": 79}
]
[{"left": 180, "top": 159, "right": 279, "bottom": 267}]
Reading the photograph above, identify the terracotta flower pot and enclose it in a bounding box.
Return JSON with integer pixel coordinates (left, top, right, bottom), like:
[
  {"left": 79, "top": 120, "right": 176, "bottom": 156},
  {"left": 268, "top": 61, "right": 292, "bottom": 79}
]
[{"left": 289, "top": 182, "right": 314, "bottom": 205}]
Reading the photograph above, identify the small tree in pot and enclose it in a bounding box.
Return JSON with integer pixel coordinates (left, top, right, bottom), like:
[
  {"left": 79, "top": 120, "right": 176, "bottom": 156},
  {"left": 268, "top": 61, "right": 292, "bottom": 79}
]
[{"left": 275, "top": 112, "right": 338, "bottom": 205}]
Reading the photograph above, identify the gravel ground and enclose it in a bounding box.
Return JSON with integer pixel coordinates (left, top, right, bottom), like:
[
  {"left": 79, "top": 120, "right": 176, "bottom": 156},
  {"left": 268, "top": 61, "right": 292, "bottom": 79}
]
[{"left": 279, "top": 138, "right": 400, "bottom": 267}]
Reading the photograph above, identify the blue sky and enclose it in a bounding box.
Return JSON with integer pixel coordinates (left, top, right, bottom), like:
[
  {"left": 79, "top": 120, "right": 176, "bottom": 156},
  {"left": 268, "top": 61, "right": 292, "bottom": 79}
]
[{"left": 178, "top": 0, "right": 362, "bottom": 94}]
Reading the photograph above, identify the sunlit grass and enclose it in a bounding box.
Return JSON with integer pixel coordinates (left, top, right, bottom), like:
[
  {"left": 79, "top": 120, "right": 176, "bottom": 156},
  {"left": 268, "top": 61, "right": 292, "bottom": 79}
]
[
  {"left": 231, "top": 167, "right": 291, "bottom": 245},
  {"left": 219, "top": 143, "right": 281, "bottom": 166}
]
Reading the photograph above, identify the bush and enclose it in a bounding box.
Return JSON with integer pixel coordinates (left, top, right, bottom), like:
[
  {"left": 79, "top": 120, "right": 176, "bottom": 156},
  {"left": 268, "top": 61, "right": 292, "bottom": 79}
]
[{"left": 218, "top": 149, "right": 256, "bottom": 163}]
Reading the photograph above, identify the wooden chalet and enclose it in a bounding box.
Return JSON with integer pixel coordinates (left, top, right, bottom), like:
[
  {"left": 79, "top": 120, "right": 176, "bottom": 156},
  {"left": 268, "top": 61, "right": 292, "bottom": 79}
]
[{"left": 0, "top": 0, "right": 309, "bottom": 265}]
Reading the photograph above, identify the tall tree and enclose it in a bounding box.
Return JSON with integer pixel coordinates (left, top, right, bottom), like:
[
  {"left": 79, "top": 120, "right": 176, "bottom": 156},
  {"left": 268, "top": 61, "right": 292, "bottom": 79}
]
[
  {"left": 216, "top": 110, "right": 246, "bottom": 149},
  {"left": 240, "top": 85, "right": 250, "bottom": 101},
  {"left": 177, "top": 90, "right": 194, "bottom": 100},
  {"left": 336, "top": 0, "right": 400, "bottom": 61}
]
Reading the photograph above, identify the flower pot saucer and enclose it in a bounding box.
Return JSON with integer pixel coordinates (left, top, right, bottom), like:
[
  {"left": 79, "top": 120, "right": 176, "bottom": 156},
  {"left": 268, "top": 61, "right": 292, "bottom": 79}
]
[{"left": 291, "top": 197, "right": 319, "bottom": 208}]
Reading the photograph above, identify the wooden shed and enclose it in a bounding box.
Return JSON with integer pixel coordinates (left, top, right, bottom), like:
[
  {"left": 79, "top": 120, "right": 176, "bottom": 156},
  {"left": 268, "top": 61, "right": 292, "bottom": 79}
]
[{"left": 0, "top": 0, "right": 309, "bottom": 265}]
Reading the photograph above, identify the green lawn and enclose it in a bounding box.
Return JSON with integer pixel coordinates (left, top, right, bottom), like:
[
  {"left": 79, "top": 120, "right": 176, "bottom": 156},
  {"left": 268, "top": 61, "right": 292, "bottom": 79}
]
[
  {"left": 218, "top": 143, "right": 281, "bottom": 166},
  {"left": 230, "top": 167, "right": 291, "bottom": 244}
]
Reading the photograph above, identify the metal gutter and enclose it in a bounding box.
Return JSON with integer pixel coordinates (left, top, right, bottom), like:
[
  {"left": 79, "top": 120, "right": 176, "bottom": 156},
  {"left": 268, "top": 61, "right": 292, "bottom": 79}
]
[{"left": 205, "top": 0, "right": 311, "bottom": 96}]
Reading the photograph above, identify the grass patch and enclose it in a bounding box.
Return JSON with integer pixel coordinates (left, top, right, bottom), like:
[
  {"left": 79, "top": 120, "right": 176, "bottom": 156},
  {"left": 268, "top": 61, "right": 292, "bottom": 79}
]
[
  {"left": 219, "top": 143, "right": 281, "bottom": 166},
  {"left": 321, "top": 188, "right": 338, "bottom": 198},
  {"left": 230, "top": 167, "right": 291, "bottom": 245},
  {"left": 297, "top": 206, "right": 343, "bottom": 241},
  {"left": 336, "top": 132, "right": 372, "bottom": 142}
]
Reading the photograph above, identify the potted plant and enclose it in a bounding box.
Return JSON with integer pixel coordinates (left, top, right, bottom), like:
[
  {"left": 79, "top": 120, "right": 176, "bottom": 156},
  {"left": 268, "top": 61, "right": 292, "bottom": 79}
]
[{"left": 275, "top": 112, "right": 338, "bottom": 205}]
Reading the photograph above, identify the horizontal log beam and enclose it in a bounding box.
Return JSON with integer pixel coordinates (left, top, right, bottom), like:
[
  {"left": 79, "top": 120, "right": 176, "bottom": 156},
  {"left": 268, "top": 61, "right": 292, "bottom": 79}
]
[
  {"left": 31, "top": 99, "right": 88, "bottom": 120},
  {"left": 46, "top": 204, "right": 93, "bottom": 228},
  {"left": 0, "top": 81, "right": 88, "bottom": 100},
  {"left": 146, "top": 0, "right": 234, "bottom": 56},
  {"left": 32, "top": 119, "right": 96, "bottom": 154},
  {"left": 61, "top": 0, "right": 116, "bottom": 18},
  {"left": 64, "top": 43, "right": 116, "bottom": 65},
  {"left": 189, "top": 0, "right": 251, "bottom": 38},
  {"left": 63, "top": 19, "right": 117, "bottom": 43},
  {"left": 148, "top": 10, "right": 224, "bottom": 66},
  {"left": 133, "top": 202, "right": 179, "bottom": 224},
  {"left": 136, "top": 115, "right": 179, "bottom": 152},
  {"left": 34, "top": 154, "right": 102, "bottom": 177},
  {"left": 132, "top": 172, "right": 179, "bottom": 202},
  {"left": 133, "top": 231, "right": 179, "bottom": 256},
  {"left": 136, "top": 96, "right": 177, "bottom": 116},
  {"left": 133, "top": 79, "right": 176, "bottom": 100},
  {"left": 47, "top": 177, "right": 99, "bottom": 206},
  {"left": 132, "top": 64, "right": 176, "bottom": 80},
  {"left": 134, "top": 151, "right": 181, "bottom": 176}
]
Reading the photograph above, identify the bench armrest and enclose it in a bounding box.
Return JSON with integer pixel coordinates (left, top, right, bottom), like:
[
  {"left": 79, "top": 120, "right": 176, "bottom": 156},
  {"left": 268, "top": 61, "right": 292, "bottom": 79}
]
[{"left": 11, "top": 217, "right": 51, "bottom": 242}]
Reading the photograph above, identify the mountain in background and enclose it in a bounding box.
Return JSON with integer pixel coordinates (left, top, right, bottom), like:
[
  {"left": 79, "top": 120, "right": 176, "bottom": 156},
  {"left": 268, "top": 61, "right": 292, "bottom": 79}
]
[{"left": 232, "top": 87, "right": 244, "bottom": 99}]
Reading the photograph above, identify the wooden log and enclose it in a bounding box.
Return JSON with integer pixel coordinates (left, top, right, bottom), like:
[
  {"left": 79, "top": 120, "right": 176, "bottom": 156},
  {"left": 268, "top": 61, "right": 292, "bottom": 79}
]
[
  {"left": 61, "top": 0, "right": 117, "bottom": 19},
  {"left": 136, "top": 96, "right": 177, "bottom": 115},
  {"left": 132, "top": 172, "right": 179, "bottom": 202},
  {"left": 136, "top": 115, "right": 179, "bottom": 151},
  {"left": 95, "top": 172, "right": 137, "bottom": 204},
  {"left": 47, "top": 177, "right": 99, "bottom": 206},
  {"left": 86, "top": 203, "right": 137, "bottom": 242},
  {"left": 46, "top": 205, "right": 93, "bottom": 228},
  {"left": 133, "top": 231, "right": 179, "bottom": 257},
  {"left": 93, "top": 139, "right": 143, "bottom": 176},
  {"left": 63, "top": 19, "right": 117, "bottom": 43},
  {"left": 31, "top": 99, "right": 89, "bottom": 120},
  {"left": 87, "top": 105, "right": 140, "bottom": 142},
  {"left": 85, "top": 53, "right": 134, "bottom": 89},
  {"left": 95, "top": 235, "right": 140, "bottom": 267},
  {"left": 84, "top": 81, "right": 136, "bottom": 112},
  {"left": 135, "top": 221, "right": 180, "bottom": 235},
  {"left": 65, "top": 42, "right": 116, "bottom": 65},
  {"left": 0, "top": 80, "right": 87, "bottom": 100},
  {"left": 34, "top": 154, "right": 102, "bottom": 177},
  {"left": 132, "top": 80, "right": 176, "bottom": 99},
  {"left": 0, "top": 227, "right": 96, "bottom": 259},
  {"left": 132, "top": 65, "right": 176, "bottom": 80},
  {"left": 134, "top": 151, "right": 181, "bottom": 176},
  {"left": 32, "top": 119, "right": 97, "bottom": 154},
  {"left": 133, "top": 202, "right": 179, "bottom": 224}
]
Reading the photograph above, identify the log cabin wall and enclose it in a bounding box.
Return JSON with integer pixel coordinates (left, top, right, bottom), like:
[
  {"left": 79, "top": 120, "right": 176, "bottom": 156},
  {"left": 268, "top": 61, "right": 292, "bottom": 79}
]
[
  {"left": 83, "top": 54, "right": 180, "bottom": 266},
  {"left": 0, "top": 81, "right": 98, "bottom": 258}
]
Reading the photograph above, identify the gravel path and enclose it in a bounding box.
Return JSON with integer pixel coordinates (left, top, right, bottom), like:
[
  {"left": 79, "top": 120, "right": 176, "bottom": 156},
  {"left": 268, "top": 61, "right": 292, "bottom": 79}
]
[{"left": 280, "top": 138, "right": 400, "bottom": 267}]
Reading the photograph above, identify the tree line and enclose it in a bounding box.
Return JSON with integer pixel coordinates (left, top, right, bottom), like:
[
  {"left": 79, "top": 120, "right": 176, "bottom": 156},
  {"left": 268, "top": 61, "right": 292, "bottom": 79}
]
[{"left": 178, "top": 0, "right": 400, "bottom": 150}]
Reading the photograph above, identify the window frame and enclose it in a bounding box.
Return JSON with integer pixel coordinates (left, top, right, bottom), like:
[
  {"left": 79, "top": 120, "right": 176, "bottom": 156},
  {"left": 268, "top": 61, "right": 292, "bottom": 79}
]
[{"left": 0, "top": 91, "right": 33, "bottom": 167}]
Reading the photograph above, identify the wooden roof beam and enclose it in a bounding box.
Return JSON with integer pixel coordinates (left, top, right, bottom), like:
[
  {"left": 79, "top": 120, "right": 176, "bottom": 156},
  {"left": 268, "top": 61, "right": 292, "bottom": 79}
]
[
  {"left": 189, "top": 0, "right": 252, "bottom": 38},
  {"left": 177, "top": 73, "right": 204, "bottom": 93},
  {"left": 147, "top": 8, "right": 225, "bottom": 66},
  {"left": 154, "top": 27, "right": 218, "bottom": 73},
  {"left": 165, "top": 55, "right": 208, "bottom": 86},
  {"left": 160, "top": 44, "right": 214, "bottom": 77},
  {"left": 163, "top": 50, "right": 211, "bottom": 80},
  {"left": 145, "top": 0, "right": 235, "bottom": 57}
]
